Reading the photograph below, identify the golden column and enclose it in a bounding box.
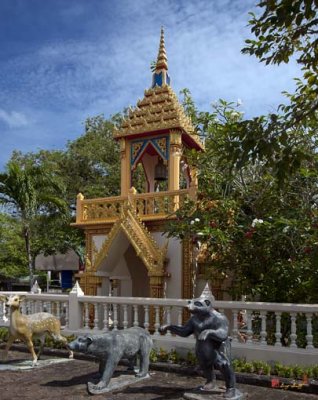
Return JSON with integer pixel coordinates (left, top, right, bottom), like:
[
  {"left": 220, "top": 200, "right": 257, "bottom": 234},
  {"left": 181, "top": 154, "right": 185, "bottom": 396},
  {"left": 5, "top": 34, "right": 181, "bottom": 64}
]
[
  {"left": 168, "top": 130, "right": 182, "bottom": 191},
  {"left": 120, "top": 138, "right": 131, "bottom": 196}
]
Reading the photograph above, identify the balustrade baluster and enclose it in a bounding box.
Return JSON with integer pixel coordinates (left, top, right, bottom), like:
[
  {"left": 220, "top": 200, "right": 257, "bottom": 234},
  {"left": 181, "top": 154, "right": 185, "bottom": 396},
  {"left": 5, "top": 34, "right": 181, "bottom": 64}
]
[
  {"left": 103, "top": 304, "right": 109, "bottom": 331},
  {"left": 275, "top": 312, "right": 282, "bottom": 347},
  {"left": 143, "top": 305, "right": 150, "bottom": 332},
  {"left": 260, "top": 311, "right": 267, "bottom": 345},
  {"left": 246, "top": 310, "right": 253, "bottom": 344},
  {"left": 177, "top": 307, "right": 183, "bottom": 326},
  {"left": 123, "top": 304, "right": 128, "bottom": 329},
  {"left": 21, "top": 302, "right": 27, "bottom": 314},
  {"left": 154, "top": 306, "right": 160, "bottom": 336},
  {"left": 93, "top": 303, "right": 99, "bottom": 330},
  {"left": 64, "top": 302, "right": 69, "bottom": 329},
  {"left": 165, "top": 306, "right": 172, "bottom": 337},
  {"left": 56, "top": 302, "right": 61, "bottom": 319},
  {"left": 231, "top": 310, "right": 239, "bottom": 343},
  {"left": 84, "top": 303, "right": 89, "bottom": 329},
  {"left": 168, "top": 195, "right": 174, "bottom": 213},
  {"left": 133, "top": 305, "right": 139, "bottom": 327},
  {"left": 113, "top": 304, "right": 118, "bottom": 330},
  {"left": 0, "top": 300, "right": 4, "bottom": 323},
  {"left": 306, "top": 313, "right": 314, "bottom": 349},
  {"left": 290, "top": 312, "right": 298, "bottom": 348},
  {"left": 47, "top": 302, "right": 52, "bottom": 314},
  {"left": 157, "top": 197, "right": 164, "bottom": 214}
]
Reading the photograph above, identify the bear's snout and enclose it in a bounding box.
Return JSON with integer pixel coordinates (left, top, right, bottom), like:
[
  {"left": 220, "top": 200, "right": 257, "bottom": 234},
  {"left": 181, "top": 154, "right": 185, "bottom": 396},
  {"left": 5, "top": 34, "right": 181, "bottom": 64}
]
[{"left": 68, "top": 340, "right": 78, "bottom": 351}]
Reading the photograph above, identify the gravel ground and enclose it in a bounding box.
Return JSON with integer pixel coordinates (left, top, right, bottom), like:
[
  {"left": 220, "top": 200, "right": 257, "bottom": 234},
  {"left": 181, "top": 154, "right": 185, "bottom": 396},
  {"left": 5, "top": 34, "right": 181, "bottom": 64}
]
[{"left": 0, "top": 350, "right": 318, "bottom": 400}]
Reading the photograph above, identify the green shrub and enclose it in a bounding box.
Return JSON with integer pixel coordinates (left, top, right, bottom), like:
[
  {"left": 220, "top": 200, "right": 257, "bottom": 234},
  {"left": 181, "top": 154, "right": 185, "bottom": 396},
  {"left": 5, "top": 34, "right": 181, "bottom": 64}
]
[
  {"left": 252, "top": 360, "right": 271, "bottom": 375},
  {"left": 292, "top": 365, "right": 303, "bottom": 379},
  {"left": 167, "top": 349, "right": 180, "bottom": 364},
  {"left": 186, "top": 351, "right": 197, "bottom": 366},
  {"left": 149, "top": 348, "right": 158, "bottom": 363},
  {"left": 0, "top": 327, "right": 9, "bottom": 342},
  {"left": 242, "top": 362, "right": 254, "bottom": 373}
]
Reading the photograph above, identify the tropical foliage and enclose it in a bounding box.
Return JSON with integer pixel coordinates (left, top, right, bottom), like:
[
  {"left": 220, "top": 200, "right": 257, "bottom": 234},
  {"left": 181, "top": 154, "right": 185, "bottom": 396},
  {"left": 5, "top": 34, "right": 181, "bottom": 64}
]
[
  {"left": 166, "top": 91, "right": 318, "bottom": 302},
  {"left": 164, "top": 1, "right": 318, "bottom": 302},
  {"left": 0, "top": 160, "right": 68, "bottom": 288},
  {"left": 0, "top": 114, "right": 121, "bottom": 286}
]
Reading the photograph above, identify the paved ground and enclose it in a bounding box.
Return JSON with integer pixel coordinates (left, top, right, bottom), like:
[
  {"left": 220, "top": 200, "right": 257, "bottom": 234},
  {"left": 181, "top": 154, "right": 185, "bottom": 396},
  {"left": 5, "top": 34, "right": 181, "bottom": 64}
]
[{"left": 0, "top": 350, "right": 317, "bottom": 400}]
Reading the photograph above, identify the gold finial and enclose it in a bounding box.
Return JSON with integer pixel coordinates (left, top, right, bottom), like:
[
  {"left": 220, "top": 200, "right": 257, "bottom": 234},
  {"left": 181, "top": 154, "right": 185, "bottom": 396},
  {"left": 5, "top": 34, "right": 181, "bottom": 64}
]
[{"left": 155, "top": 27, "right": 168, "bottom": 71}]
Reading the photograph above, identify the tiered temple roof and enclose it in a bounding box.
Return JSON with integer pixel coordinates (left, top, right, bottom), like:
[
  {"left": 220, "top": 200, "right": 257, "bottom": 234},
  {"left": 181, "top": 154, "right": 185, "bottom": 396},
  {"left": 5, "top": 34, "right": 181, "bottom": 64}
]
[{"left": 113, "top": 28, "right": 203, "bottom": 151}]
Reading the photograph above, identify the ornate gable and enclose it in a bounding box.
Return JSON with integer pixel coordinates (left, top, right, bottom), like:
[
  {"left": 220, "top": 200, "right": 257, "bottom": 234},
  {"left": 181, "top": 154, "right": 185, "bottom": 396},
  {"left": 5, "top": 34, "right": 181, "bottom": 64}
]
[{"left": 94, "top": 203, "right": 167, "bottom": 274}]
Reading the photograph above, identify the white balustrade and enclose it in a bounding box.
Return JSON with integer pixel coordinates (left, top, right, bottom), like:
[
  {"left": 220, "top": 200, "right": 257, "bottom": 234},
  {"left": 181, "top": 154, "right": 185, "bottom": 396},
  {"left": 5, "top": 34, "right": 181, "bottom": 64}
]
[
  {"left": 177, "top": 306, "right": 183, "bottom": 326},
  {"left": 133, "top": 305, "right": 139, "bottom": 327},
  {"left": 143, "top": 305, "right": 150, "bottom": 332},
  {"left": 275, "top": 312, "right": 282, "bottom": 347},
  {"left": 84, "top": 303, "right": 89, "bottom": 329},
  {"left": 290, "top": 312, "right": 297, "bottom": 348},
  {"left": 306, "top": 313, "right": 314, "bottom": 349},
  {"left": 260, "top": 311, "right": 267, "bottom": 345},
  {"left": 246, "top": 310, "right": 253, "bottom": 344},
  {"left": 122, "top": 304, "right": 128, "bottom": 329},
  {"left": 231, "top": 310, "right": 239, "bottom": 343},
  {"left": 102, "top": 304, "right": 109, "bottom": 331},
  {"left": 165, "top": 306, "right": 172, "bottom": 337},
  {"left": 0, "top": 290, "right": 317, "bottom": 366},
  {"left": 93, "top": 303, "right": 99, "bottom": 330},
  {"left": 113, "top": 304, "right": 118, "bottom": 330},
  {"left": 154, "top": 305, "right": 160, "bottom": 336}
]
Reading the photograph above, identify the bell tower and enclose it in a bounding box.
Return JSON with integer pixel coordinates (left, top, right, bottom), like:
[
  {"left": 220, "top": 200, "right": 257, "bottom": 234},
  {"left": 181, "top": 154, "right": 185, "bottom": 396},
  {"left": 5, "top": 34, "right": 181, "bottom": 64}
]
[
  {"left": 114, "top": 27, "right": 203, "bottom": 197},
  {"left": 74, "top": 28, "right": 205, "bottom": 301}
]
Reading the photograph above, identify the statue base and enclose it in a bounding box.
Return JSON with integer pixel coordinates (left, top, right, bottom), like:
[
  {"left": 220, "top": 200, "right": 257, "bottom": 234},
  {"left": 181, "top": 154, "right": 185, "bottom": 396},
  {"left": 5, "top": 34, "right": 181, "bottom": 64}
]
[
  {"left": 0, "top": 357, "right": 73, "bottom": 371},
  {"left": 87, "top": 373, "right": 150, "bottom": 395},
  {"left": 184, "top": 387, "right": 244, "bottom": 400}
]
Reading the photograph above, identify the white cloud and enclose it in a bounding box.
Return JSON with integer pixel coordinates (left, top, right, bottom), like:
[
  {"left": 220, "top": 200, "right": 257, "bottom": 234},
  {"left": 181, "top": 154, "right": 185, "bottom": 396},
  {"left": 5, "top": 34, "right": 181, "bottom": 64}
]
[
  {"left": 0, "top": 108, "right": 29, "bottom": 128},
  {"left": 0, "top": 0, "right": 303, "bottom": 169}
]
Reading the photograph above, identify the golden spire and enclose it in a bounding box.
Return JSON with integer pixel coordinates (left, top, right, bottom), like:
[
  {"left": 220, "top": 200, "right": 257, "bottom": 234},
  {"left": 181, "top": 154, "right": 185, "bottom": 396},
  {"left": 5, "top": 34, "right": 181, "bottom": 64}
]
[
  {"left": 152, "top": 27, "right": 171, "bottom": 88},
  {"left": 155, "top": 27, "right": 168, "bottom": 71}
]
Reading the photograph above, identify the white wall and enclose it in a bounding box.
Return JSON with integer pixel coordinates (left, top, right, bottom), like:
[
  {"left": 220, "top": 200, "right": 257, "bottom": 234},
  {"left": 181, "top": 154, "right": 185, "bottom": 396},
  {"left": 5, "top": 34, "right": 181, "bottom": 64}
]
[{"left": 151, "top": 232, "right": 183, "bottom": 299}]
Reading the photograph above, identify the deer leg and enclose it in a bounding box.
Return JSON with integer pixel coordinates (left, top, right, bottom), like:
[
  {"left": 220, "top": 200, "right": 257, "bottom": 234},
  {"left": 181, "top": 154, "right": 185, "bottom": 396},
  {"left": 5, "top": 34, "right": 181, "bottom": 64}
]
[
  {"left": 36, "top": 335, "right": 46, "bottom": 360},
  {"left": 2, "top": 335, "right": 15, "bottom": 361},
  {"left": 25, "top": 337, "right": 38, "bottom": 366},
  {"left": 51, "top": 332, "right": 73, "bottom": 359}
]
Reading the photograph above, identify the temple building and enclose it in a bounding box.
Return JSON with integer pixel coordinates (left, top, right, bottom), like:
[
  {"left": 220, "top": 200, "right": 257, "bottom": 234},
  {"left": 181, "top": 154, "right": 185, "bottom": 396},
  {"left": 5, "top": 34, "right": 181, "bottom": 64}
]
[{"left": 73, "top": 29, "right": 205, "bottom": 300}]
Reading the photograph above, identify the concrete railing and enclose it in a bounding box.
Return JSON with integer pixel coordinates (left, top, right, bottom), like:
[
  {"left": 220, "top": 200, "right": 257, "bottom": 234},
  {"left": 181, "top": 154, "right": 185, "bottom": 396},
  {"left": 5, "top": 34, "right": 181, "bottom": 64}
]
[{"left": 1, "top": 288, "right": 317, "bottom": 365}]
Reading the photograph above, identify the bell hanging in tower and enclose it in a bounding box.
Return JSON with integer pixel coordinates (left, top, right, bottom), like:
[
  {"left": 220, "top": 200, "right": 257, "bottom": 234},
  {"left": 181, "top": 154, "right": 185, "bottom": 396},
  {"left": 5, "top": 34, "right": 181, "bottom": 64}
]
[{"left": 154, "top": 158, "right": 167, "bottom": 181}]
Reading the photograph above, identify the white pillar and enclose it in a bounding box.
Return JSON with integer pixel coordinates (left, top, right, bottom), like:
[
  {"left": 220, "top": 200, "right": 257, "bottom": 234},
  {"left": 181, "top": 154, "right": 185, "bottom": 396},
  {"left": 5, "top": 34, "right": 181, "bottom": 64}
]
[{"left": 68, "top": 281, "right": 84, "bottom": 331}]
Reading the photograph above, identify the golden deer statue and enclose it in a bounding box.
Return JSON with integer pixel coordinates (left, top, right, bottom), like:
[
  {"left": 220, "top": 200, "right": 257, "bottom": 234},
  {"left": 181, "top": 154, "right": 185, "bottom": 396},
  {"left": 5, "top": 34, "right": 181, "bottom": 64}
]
[{"left": 0, "top": 294, "right": 73, "bottom": 366}]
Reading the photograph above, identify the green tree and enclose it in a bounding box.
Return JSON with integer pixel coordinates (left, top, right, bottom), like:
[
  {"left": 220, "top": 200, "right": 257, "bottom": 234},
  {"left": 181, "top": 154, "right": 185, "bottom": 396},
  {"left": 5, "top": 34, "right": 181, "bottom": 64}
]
[
  {"left": 0, "top": 213, "right": 28, "bottom": 284},
  {"left": 2, "top": 114, "right": 122, "bottom": 278},
  {"left": 166, "top": 92, "right": 318, "bottom": 302},
  {"left": 63, "top": 114, "right": 121, "bottom": 202},
  {"left": 222, "top": 0, "right": 318, "bottom": 182},
  {"left": 0, "top": 161, "right": 67, "bottom": 289}
]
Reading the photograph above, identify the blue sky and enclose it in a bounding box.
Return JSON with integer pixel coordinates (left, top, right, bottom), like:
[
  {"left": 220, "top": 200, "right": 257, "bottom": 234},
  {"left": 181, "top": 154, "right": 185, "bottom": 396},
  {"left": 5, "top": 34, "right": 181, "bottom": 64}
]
[{"left": 0, "top": 0, "right": 301, "bottom": 170}]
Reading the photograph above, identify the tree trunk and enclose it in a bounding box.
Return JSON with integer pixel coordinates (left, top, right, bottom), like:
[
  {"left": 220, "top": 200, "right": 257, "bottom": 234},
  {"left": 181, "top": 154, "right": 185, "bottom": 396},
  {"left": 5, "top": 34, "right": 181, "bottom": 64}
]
[{"left": 24, "top": 226, "right": 33, "bottom": 290}]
